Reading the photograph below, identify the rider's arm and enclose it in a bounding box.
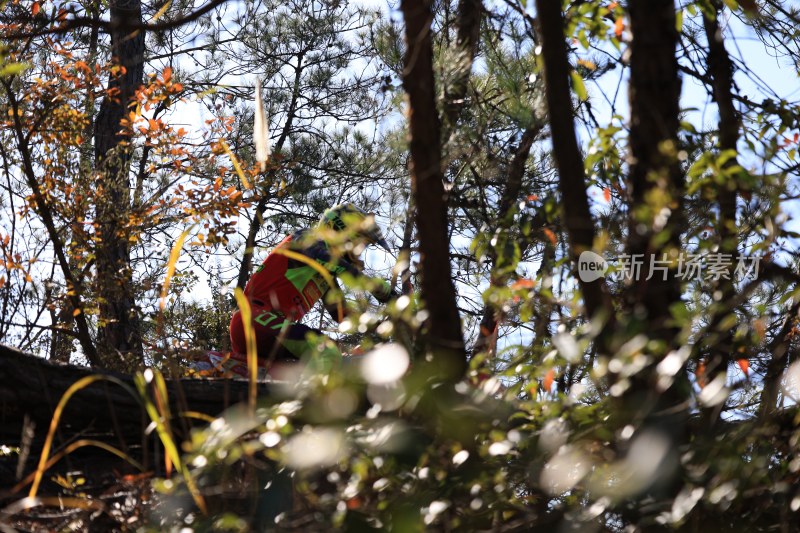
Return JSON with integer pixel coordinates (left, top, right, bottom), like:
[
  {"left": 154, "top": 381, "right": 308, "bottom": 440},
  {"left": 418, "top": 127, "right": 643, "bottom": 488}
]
[{"left": 301, "top": 235, "right": 395, "bottom": 306}]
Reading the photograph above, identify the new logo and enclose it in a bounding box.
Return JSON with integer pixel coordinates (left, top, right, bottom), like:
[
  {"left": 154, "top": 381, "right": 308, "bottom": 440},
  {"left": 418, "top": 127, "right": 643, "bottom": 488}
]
[{"left": 578, "top": 251, "right": 609, "bottom": 282}]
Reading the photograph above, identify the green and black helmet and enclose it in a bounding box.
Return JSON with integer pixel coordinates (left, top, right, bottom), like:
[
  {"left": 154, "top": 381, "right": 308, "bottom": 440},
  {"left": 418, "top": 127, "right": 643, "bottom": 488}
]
[{"left": 320, "top": 203, "right": 391, "bottom": 251}]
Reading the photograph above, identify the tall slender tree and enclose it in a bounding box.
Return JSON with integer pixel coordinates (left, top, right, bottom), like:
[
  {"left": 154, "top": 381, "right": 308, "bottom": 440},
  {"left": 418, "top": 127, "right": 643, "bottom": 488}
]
[
  {"left": 93, "top": 0, "right": 146, "bottom": 365},
  {"left": 401, "top": 0, "right": 467, "bottom": 381}
]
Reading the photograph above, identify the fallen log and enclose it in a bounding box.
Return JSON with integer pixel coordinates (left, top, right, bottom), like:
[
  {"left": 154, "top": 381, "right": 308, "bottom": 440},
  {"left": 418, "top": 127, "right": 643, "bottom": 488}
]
[{"left": 0, "top": 343, "right": 278, "bottom": 452}]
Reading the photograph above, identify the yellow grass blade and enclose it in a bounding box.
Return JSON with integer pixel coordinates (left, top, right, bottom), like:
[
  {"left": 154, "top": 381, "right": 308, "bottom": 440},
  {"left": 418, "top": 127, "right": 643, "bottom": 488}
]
[
  {"left": 234, "top": 287, "right": 258, "bottom": 413},
  {"left": 151, "top": 0, "right": 172, "bottom": 22},
  {"left": 219, "top": 139, "right": 251, "bottom": 190},
  {"left": 2, "top": 496, "right": 105, "bottom": 517},
  {"left": 160, "top": 226, "right": 192, "bottom": 312},
  {"left": 152, "top": 370, "right": 175, "bottom": 477},
  {"left": 179, "top": 410, "right": 217, "bottom": 424},
  {"left": 134, "top": 371, "right": 207, "bottom": 514},
  {"left": 29, "top": 375, "right": 139, "bottom": 498}
]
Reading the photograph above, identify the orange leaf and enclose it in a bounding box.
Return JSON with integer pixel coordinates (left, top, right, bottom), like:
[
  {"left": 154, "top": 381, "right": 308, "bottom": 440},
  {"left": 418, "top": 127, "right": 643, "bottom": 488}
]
[
  {"left": 754, "top": 319, "right": 766, "bottom": 339},
  {"left": 122, "top": 472, "right": 153, "bottom": 483},
  {"left": 162, "top": 66, "right": 173, "bottom": 83},
  {"left": 511, "top": 278, "right": 536, "bottom": 290},
  {"left": 72, "top": 308, "right": 81, "bottom": 317},
  {"left": 543, "top": 369, "right": 555, "bottom": 392},
  {"left": 346, "top": 497, "right": 361, "bottom": 510},
  {"left": 32, "top": 2, "right": 40, "bottom": 16},
  {"left": 543, "top": 228, "right": 557, "bottom": 246},
  {"left": 695, "top": 361, "right": 706, "bottom": 389},
  {"left": 608, "top": 1, "right": 618, "bottom": 8},
  {"left": 737, "top": 358, "right": 750, "bottom": 376},
  {"left": 527, "top": 194, "right": 539, "bottom": 202},
  {"left": 603, "top": 188, "right": 611, "bottom": 203},
  {"left": 614, "top": 17, "right": 625, "bottom": 38}
]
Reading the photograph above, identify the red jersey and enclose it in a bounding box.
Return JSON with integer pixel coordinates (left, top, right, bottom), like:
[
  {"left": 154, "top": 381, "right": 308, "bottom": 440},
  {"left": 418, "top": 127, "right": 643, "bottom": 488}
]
[{"left": 244, "top": 230, "right": 358, "bottom": 320}]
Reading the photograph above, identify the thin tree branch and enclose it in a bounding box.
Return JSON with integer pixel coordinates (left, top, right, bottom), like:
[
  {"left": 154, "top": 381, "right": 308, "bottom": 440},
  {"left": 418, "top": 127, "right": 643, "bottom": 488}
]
[{"left": 4, "top": 0, "right": 229, "bottom": 40}]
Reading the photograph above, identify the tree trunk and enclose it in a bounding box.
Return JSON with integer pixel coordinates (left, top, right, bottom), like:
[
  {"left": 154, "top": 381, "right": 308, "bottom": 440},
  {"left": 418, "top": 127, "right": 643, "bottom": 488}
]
[
  {"left": 400, "top": 0, "right": 466, "bottom": 381},
  {"left": 700, "top": 2, "right": 741, "bottom": 390},
  {"left": 622, "top": 0, "right": 688, "bottom": 510},
  {"left": 94, "top": 0, "right": 146, "bottom": 367},
  {"left": 443, "top": 0, "right": 482, "bottom": 126},
  {"left": 533, "top": 0, "right": 615, "bottom": 352},
  {"left": 625, "top": 0, "right": 684, "bottom": 338}
]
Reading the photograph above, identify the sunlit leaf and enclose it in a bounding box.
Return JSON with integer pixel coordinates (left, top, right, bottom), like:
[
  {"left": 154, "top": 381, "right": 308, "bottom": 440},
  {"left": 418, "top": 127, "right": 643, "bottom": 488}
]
[{"left": 570, "top": 70, "right": 588, "bottom": 101}]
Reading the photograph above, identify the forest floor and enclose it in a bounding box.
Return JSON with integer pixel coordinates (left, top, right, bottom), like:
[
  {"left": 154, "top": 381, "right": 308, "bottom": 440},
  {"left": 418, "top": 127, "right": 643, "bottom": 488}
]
[{"left": 1, "top": 450, "right": 153, "bottom": 532}]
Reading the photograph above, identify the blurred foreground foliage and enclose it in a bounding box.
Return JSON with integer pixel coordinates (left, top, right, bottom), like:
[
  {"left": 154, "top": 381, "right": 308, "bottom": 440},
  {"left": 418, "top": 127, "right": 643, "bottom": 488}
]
[{"left": 135, "top": 308, "right": 800, "bottom": 532}]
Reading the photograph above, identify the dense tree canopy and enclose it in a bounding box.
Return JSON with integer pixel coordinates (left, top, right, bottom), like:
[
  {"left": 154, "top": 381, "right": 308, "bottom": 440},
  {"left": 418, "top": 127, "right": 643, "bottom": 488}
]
[{"left": 2, "top": 0, "right": 800, "bottom": 530}]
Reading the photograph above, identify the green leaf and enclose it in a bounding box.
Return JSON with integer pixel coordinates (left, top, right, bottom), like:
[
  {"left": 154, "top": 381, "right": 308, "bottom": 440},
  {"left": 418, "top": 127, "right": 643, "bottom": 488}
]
[
  {"left": 717, "top": 149, "right": 739, "bottom": 167},
  {"left": 577, "top": 30, "right": 590, "bottom": 50},
  {"left": 0, "top": 62, "right": 29, "bottom": 77},
  {"left": 670, "top": 302, "right": 691, "bottom": 326},
  {"left": 570, "top": 70, "right": 588, "bottom": 101},
  {"left": 723, "top": 0, "right": 739, "bottom": 11}
]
